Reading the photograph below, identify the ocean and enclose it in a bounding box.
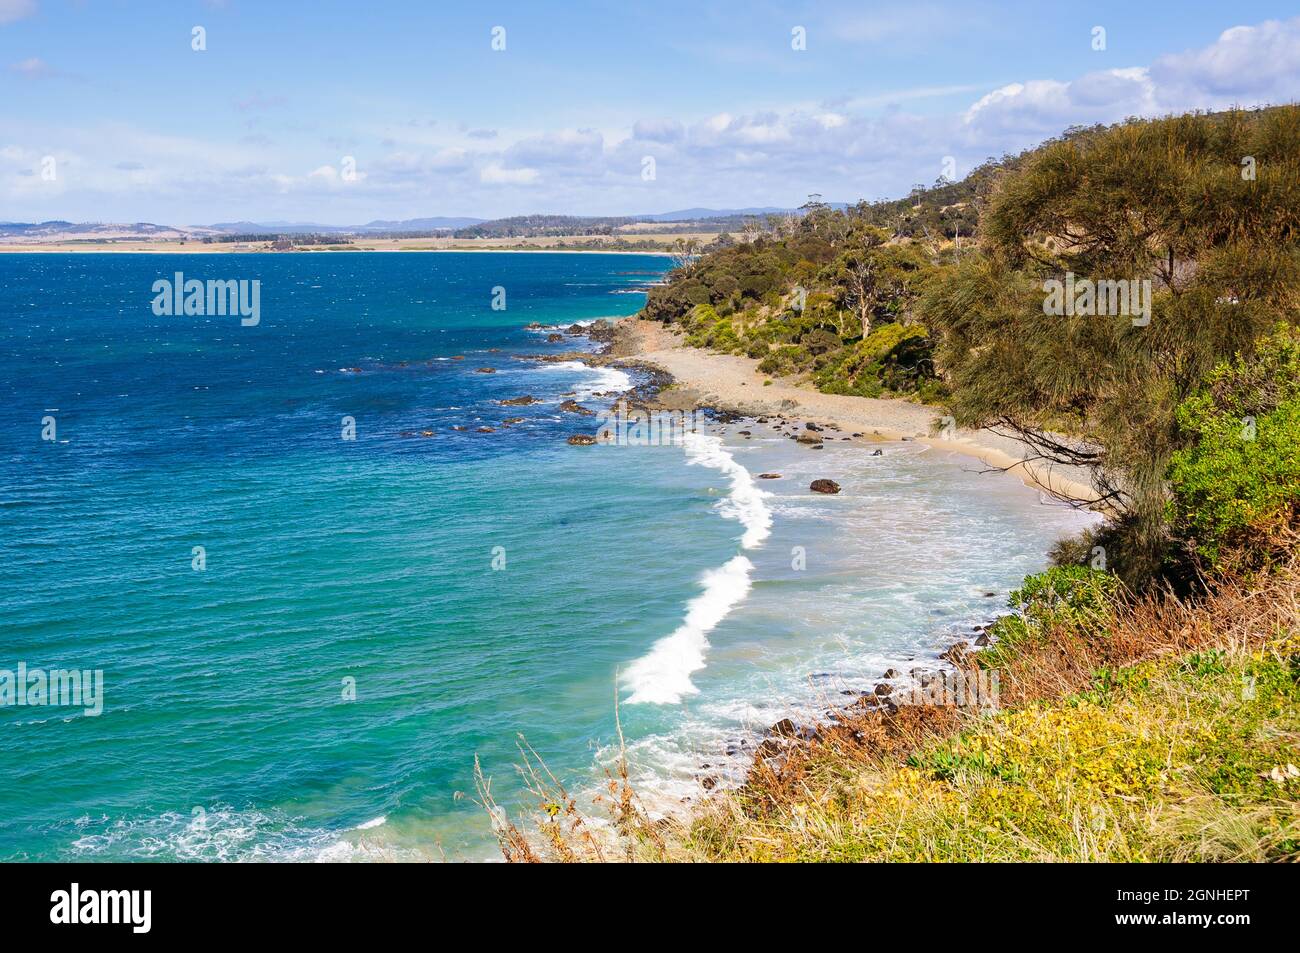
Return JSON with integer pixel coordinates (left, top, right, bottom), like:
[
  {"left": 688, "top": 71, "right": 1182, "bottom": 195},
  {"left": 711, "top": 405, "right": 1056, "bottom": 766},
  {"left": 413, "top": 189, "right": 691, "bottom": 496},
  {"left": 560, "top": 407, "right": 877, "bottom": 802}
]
[{"left": 0, "top": 251, "right": 1096, "bottom": 860}]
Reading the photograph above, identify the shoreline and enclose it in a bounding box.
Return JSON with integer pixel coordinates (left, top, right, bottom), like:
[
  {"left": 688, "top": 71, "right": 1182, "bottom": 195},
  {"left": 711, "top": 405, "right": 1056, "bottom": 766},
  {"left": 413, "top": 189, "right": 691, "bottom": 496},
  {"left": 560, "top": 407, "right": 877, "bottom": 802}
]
[
  {"left": 611, "top": 317, "right": 1103, "bottom": 508},
  {"left": 557, "top": 316, "right": 1102, "bottom": 814}
]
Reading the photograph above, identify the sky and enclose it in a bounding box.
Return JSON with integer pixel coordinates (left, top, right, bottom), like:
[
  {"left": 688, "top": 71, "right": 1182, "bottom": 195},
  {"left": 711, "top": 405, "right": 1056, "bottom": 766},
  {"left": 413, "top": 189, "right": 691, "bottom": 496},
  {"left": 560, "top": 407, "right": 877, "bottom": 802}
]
[{"left": 2, "top": 0, "right": 1299, "bottom": 225}]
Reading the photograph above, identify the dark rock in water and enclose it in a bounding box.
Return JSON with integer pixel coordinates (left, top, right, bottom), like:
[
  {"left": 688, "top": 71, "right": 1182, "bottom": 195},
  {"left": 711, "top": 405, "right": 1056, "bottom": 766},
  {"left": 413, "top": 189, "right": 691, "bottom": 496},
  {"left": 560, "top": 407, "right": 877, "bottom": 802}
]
[
  {"left": 559, "top": 399, "right": 595, "bottom": 416},
  {"left": 975, "top": 633, "right": 993, "bottom": 646},
  {"left": 984, "top": 592, "right": 997, "bottom": 598},
  {"left": 475, "top": 367, "right": 495, "bottom": 374},
  {"left": 811, "top": 444, "right": 824, "bottom": 450},
  {"left": 768, "top": 718, "right": 798, "bottom": 738},
  {"left": 567, "top": 434, "right": 597, "bottom": 446},
  {"left": 758, "top": 473, "right": 782, "bottom": 479},
  {"left": 452, "top": 355, "right": 465, "bottom": 360},
  {"left": 502, "top": 417, "right": 525, "bottom": 425},
  {"left": 883, "top": 668, "right": 901, "bottom": 679},
  {"left": 546, "top": 333, "right": 565, "bottom": 342},
  {"left": 499, "top": 395, "right": 540, "bottom": 406},
  {"left": 810, "top": 479, "right": 841, "bottom": 494},
  {"left": 700, "top": 776, "right": 717, "bottom": 791},
  {"left": 873, "top": 683, "right": 893, "bottom": 696},
  {"left": 738, "top": 430, "right": 751, "bottom": 436},
  {"left": 525, "top": 322, "right": 545, "bottom": 329},
  {"left": 871, "top": 449, "right": 883, "bottom": 456},
  {"left": 841, "top": 437, "right": 851, "bottom": 441},
  {"left": 586, "top": 319, "right": 615, "bottom": 342},
  {"left": 796, "top": 433, "right": 823, "bottom": 445},
  {"left": 805, "top": 422, "right": 823, "bottom": 431},
  {"left": 757, "top": 417, "right": 769, "bottom": 423},
  {"left": 852, "top": 433, "right": 864, "bottom": 437},
  {"left": 476, "top": 426, "right": 495, "bottom": 433},
  {"left": 451, "top": 425, "right": 467, "bottom": 431},
  {"left": 941, "top": 643, "right": 973, "bottom": 666}
]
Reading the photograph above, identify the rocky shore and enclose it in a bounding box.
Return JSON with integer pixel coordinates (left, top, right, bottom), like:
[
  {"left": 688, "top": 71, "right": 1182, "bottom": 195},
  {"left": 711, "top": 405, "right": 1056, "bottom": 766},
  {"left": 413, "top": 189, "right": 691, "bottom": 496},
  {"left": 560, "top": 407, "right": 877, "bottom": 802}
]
[
  {"left": 544, "top": 315, "right": 1108, "bottom": 801},
  {"left": 534, "top": 314, "right": 1098, "bottom": 801}
]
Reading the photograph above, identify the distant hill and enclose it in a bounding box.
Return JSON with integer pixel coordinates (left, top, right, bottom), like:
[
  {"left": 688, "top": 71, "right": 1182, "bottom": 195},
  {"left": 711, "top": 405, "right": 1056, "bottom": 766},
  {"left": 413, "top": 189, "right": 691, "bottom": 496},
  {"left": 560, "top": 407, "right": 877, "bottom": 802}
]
[
  {"left": 358, "top": 217, "right": 486, "bottom": 232},
  {"left": 0, "top": 220, "right": 202, "bottom": 240},
  {"left": 0, "top": 205, "right": 858, "bottom": 242},
  {"left": 206, "top": 221, "right": 355, "bottom": 235},
  {"left": 206, "top": 217, "right": 487, "bottom": 234}
]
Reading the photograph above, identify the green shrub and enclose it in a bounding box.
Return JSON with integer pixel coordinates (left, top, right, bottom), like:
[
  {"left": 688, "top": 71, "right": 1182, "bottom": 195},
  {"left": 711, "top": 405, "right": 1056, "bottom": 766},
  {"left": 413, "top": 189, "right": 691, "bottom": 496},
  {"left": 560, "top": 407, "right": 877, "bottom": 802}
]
[
  {"left": 813, "top": 322, "right": 932, "bottom": 397},
  {"left": 757, "top": 345, "right": 811, "bottom": 376},
  {"left": 980, "top": 566, "right": 1120, "bottom": 666},
  {"left": 1167, "top": 327, "right": 1300, "bottom": 569}
]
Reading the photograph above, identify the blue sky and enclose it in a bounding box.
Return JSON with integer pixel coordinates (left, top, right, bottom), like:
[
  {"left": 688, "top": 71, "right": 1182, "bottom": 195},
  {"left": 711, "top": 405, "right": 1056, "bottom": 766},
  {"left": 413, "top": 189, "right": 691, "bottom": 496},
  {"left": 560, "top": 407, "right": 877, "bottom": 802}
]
[{"left": 2, "top": 0, "right": 1299, "bottom": 224}]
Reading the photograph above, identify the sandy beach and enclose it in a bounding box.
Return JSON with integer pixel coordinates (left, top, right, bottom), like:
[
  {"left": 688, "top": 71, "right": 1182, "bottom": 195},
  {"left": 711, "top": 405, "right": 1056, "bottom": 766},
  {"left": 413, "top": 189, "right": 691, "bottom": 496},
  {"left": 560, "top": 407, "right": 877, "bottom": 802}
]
[{"left": 617, "top": 317, "right": 1104, "bottom": 508}]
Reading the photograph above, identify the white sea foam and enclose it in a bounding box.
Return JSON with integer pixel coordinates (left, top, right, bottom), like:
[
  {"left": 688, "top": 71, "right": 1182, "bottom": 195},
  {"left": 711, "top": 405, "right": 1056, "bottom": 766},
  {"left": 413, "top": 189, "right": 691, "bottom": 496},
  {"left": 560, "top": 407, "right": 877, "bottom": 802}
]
[
  {"left": 622, "top": 554, "right": 755, "bottom": 704},
  {"left": 684, "top": 431, "right": 772, "bottom": 549},
  {"left": 623, "top": 433, "right": 772, "bottom": 704},
  {"left": 534, "top": 359, "right": 632, "bottom": 399},
  {"left": 578, "top": 364, "right": 632, "bottom": 397}
]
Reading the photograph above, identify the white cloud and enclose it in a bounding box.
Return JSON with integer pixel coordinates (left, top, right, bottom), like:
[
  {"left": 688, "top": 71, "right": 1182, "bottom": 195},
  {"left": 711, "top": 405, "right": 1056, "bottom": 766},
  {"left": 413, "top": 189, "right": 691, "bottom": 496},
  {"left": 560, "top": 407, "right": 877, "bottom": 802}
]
[
  {"left": 961, "top": 70, "right": 1159, "bottom": 137},
  {"left": 963, "top": 17, "right": 1300, "bottom": 138},
  {"left": 631, "top": 118, "right": 684, "bottom": 142},
  {"left": 1150, "top": 18, "right": 1300, "bottom": 108},
  {"left": 480, "top": 163, "right": 539, "bottom": 185},
  {"left": 10, "top": 56, "right": 49, "bottom": 76}
]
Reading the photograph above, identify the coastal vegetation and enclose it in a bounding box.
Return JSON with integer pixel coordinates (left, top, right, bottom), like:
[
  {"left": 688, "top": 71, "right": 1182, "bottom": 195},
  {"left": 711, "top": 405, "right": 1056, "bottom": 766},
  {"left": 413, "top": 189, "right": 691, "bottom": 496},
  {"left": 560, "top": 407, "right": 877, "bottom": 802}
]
[
  {"left": 643, "top": 104, "right": 1300, "bottom": 590},
  {"left": 487, "top": 105, "right": 1300, "bottom": 862}
]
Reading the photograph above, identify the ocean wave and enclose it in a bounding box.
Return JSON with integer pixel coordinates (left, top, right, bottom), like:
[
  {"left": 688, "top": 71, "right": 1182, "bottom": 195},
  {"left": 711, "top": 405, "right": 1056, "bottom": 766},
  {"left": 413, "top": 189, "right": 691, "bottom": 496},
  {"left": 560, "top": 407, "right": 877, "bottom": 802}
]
[
  {"left": 63, "top": 805, "right": 418, "bottom": 863},
  {"left": 67, "top": 806, "right": 336, "bottom": 863},
  {"left": 623, "top": 433, "right": 772, "bottom": 705},
  {"left": 622, "top": 554, "right": 755, "bottom": 705},
  {"left": 684, "top": 432, "right": 773, "bottom": 549},
  {"left": 533, "top": 359, "right": 632, "bottom": 398}
]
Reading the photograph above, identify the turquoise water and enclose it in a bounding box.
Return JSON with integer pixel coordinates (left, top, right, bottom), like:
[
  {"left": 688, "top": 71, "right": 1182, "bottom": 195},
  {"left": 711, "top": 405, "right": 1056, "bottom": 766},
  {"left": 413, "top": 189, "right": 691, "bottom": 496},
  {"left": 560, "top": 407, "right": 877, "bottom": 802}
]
[{"left": 0, "top": 252, "right": 1095, "bottom": 861}]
